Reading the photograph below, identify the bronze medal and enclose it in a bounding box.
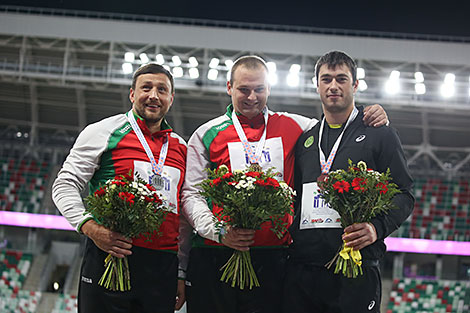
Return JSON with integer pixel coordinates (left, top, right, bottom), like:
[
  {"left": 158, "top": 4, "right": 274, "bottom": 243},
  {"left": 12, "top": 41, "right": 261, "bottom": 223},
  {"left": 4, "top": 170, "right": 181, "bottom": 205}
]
[{"left": 250, "top": 163, "right": 263, "bottom": 172}]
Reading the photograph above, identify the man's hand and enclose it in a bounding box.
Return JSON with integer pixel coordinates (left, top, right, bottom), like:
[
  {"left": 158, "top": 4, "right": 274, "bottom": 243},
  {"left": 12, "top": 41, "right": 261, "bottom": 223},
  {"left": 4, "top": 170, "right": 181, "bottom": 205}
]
[
  {"left": 221, "top": 226, "right": 255, "bottom": 251},
  {"left": 81, "top": 220, "right": 133, "bottom": 258},
  {"left": 175, "top": 279, "right": 185, "bottom": 311},
  {"left": 342, "top": 222, "right": 377, "bottom": 251},
  {"left": 363, "top": 104, "right": 389, "bottom": 127}
]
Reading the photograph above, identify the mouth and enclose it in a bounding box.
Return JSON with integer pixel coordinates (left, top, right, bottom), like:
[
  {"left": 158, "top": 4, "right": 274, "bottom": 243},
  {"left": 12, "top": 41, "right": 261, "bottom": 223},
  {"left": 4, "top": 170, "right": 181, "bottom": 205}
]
[
  {"left": 327, "top": 94, "right": 342, "bottom": 99},
  {"left": 145, "top": 103, "right": 161, "bottom": 110}
]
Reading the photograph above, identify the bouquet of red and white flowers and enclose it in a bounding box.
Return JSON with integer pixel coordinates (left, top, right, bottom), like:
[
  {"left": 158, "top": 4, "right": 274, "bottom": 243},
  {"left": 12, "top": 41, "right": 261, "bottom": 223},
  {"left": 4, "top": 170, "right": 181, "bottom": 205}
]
[
  {"left": 85, "top": 173, "right": 169, "bottom": 291},
  {"left": 199, "top": 164, "right": 295, "bottom": 290},
  {"left": 318, "top": 160, "right": 400, "bottom": 278}
]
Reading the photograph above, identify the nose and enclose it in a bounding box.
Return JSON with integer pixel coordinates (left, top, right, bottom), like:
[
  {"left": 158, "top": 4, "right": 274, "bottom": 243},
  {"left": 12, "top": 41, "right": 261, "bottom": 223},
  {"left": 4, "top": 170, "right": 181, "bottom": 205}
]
[
  {"left": 329, "top": 79, "right": 339, "bottom": 91},
  {"left": 149, "top": 88, "right": 159, "bottom": 100},
  {"left": 247, "top": 90, "right": 257, "bottom": 101}
]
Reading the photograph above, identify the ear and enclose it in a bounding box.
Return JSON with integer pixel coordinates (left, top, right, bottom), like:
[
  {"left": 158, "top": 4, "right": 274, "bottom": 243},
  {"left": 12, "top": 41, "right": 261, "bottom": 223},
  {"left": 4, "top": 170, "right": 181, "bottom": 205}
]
[
  {"left": 129, "top": 88, "right": 135, "bottom": 104},
  {"left": 226, "top": 80, "right": 232, "bottom": 96},
  {"left": 352, "top": 79, "right": 359, "bottom": 94},
  {"left": 168, "top": 92, "right": 175, "bottom": 108}
]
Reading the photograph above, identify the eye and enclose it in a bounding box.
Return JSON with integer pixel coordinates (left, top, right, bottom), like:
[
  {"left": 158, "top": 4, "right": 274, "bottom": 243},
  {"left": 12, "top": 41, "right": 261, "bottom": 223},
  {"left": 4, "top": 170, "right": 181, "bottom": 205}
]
[{"left": 255, "top": 87, "right": 265, "bottom": 93}]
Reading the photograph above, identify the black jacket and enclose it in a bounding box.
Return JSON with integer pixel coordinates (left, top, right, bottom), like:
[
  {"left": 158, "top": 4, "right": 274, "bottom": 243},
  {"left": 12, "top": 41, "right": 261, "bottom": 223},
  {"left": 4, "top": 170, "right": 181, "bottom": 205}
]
[{"left": 289, "top": 106, "right": 415, "bottom": 265}]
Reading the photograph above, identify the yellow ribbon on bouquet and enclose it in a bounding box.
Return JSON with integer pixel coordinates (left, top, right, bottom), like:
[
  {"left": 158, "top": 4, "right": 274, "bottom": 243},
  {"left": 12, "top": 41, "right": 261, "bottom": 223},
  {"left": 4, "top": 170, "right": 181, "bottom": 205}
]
[{"left": 339, "top": 244, "right": 362, "bottom": 266}]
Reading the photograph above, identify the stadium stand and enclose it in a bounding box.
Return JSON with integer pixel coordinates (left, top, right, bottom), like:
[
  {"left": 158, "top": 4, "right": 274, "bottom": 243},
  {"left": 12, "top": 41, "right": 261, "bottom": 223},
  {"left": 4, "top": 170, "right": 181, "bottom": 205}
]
[
  {"left": 397, "top": 178, "right": 470, "bottom": 242},
  {"left": 386, "top": 278, "right": 470, "bottom": 313},
  {"left": 0, "top": 157, "right": 51, "bottom": 214}
]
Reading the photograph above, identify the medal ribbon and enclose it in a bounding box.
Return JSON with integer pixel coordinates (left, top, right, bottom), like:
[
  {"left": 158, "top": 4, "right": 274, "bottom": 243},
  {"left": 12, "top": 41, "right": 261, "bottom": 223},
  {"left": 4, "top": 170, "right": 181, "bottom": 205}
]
[
  {"left": 127, "top": 110, "right": 168, "bottom": 176},
  {"left": 231, "top": 107, "right": 269, "bottom": 165},
  {"left": 318, "top": 106, "right": 358, "bottom": 174}
]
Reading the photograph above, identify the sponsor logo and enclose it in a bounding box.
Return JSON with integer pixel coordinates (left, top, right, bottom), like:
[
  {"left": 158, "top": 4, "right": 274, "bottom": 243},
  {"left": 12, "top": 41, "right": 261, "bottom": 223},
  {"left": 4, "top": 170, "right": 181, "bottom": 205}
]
[
  {"left": 304, "top": 136, "right": 314, "bottom": 148},
  {"left": 215, "top": 122, "right": 230, "bottom": 130},
  {"left": 120, "top": 124, "right": 132, "bottom": 134},
  {"left": 368, "top": 300, "right": 375, "bottom": 310},
  {"left": 336, "top": 218, "right": 341, "bottom": 223},
  {"left": 302, "top": 219, "right": 309, "bottom": 225},
  {"left": 311, "top": 218, "right": 324, "bottom": 223},
  {"left": 356, "top": 135, "right": 366, "bottom": 142},
  {"left": 81, "top": 276, "right": 92, "bottom": 284},
  {"left": 325, "top": 218, "right": 333, "bottom": 223}
]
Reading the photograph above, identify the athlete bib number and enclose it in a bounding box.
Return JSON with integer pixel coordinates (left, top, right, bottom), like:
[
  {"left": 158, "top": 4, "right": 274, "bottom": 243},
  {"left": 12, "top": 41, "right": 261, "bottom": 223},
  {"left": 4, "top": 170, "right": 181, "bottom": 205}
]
[
  {"left": 299, "top": 182, "right": 341, "bottom": 229},
  {"left": 133, "top": 160, "right": 180, "bottom": 214}
]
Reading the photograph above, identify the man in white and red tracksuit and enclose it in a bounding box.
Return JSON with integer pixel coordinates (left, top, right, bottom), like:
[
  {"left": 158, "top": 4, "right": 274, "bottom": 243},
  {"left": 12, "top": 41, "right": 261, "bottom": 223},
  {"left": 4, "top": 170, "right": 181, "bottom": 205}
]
[
  {"left": 284, "top": 50, "right": 415, "bottom": 313},
  {"left": 180, "top": 55, "right": 389, "bottom": 313},
  {"left": 52, "top": 63, "right": 187, "bottom": 313}
]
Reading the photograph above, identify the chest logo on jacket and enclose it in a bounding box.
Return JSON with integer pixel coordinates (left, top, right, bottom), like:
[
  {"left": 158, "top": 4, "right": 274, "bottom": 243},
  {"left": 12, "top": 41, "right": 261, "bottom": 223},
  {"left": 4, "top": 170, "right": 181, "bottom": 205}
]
[
  {"left": 304, "top": 136, "right": 314, "bottom": 148},
  {"left": 355, "top": 134, "right": 366, "bottom": 142}
]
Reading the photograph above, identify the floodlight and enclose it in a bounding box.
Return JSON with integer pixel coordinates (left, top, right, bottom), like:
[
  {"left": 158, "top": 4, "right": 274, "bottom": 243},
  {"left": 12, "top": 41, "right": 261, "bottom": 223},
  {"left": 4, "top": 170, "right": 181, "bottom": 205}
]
[
  {"left": 139, "top": 53, "right": 149, "bottom": 64},
  {"left": 122, "top": 63, "right": 133, "bottom": 74},
  {"left": 385, "top": 79, "right": 399, "bottom": 95},
  {"left": 357, "top": 67, "right": 365, "bottom": 80},
  {"left": 414, "top": 72, "right": 424, "bottom": 83},
  {"left": 286, "top": 72, "right": 299, "bottom": 87},
  {"left": 415, "top": 83, "right": 426, "bottom": 95},
  {"left": 172, "top": 56, "right": 182, "bottom": 66},
  {"left": 225, "top": 60, "right": 234, "bottom": 69},
  {"left": 209, "top": 58, "right": 220, "bottom": 69},
  {"left": 440, "top": 83, "right": 455, "bottom": 98},
  {"left": 188, "top": 57, "right": 198, "bottom": 67},
  {"left": 208, "top": 68, "right": 218, "bottom": 80},
  {"left": 289, "top": 64, "right": 301, "bottom": 73},
  {"left": 124, "top": 52, "right": 135, "bottom": 63},
  {"left": 172, "top": 67, "right": 183, "bottom": 78},
  {"left": 444, "top": 73, "right": 455, "bottom": 84},
  {"left": 358, "top": 80, "right": 368, "bottom": 92},
  {"left": 156, "top": 54, "right": 165, "bottom": 65},
  {"left": 189, "top": 68, "right": 199, "bottom": 79},
  {"left": 268, "top": 73, "right": 278, "bottom": 86},
  {"left": 389, "top": 70, "right": 400, "bottom": 80},
  {"left": 266, "top": 62, "right": 277, "bottom": 73}
]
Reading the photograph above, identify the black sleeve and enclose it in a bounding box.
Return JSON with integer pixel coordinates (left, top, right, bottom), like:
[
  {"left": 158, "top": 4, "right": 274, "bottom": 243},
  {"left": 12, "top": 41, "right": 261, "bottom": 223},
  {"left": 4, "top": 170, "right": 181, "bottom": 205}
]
[{"left": 370, "top": 127, "right": 415, "bottom": 240}]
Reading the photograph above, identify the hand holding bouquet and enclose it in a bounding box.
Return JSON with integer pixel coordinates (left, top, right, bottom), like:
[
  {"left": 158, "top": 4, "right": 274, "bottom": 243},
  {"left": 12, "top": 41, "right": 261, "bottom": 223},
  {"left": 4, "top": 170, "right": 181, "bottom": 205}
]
[
  {"left": 85, "top": 173, "right": 169, "bottom": 291},
  {"left": 318, "top": 160, "right": 399, "bottom": 278},
  {"left": 199, "top": 164, "right": 295, "bottom": 289}
]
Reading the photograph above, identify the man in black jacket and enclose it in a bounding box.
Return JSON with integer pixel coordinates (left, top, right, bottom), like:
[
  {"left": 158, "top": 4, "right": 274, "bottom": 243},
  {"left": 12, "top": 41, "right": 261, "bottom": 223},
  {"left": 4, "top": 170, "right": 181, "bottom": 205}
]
[{"left": 284, "top": 50, "right": 414, "bottom": 313}]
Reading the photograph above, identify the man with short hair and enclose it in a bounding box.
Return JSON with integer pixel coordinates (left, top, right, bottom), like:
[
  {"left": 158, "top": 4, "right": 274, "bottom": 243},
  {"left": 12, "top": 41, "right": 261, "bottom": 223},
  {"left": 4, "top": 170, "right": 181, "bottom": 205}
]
[
  {"left": 284, "top": 50, "right": 414, "bottom": 313},
  {"left": 181, "top": 55, "right": 389, "bottom": 313},
  {"left": 53, "top": 63, "right": 187, "bottom": 313}
]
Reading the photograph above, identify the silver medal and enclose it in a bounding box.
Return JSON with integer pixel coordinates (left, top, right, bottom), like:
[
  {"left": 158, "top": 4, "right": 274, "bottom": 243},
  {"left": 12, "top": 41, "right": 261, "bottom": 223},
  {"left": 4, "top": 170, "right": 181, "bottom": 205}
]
[{"left": 151, "top": 174, "right": 164, "bottom": 190}]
